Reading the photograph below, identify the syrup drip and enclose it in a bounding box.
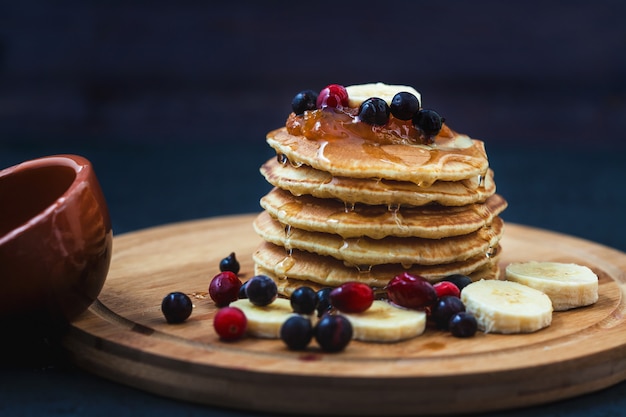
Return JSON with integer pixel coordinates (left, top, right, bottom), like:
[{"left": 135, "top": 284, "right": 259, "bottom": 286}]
[
  {"left": 275, "top": 255, "right": 295, "bottom": 279},
  {"left": 477, "top": 173, "right": 486, "bottom": 189}
]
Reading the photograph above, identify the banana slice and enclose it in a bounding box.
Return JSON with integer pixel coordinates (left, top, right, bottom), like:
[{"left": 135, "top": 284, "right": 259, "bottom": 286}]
[
  {"left": 230, "top": 298, "right": 297, "bottom": 338},
  {"left": 461, "top": 280, "right": 553, "bottom": 334},
  {"left": 505, "top": 261, "right": 599, "bottom": 311},
  {"left": 342, "top": 300, "right": 426, "bottom": 342},
  {"left": 345, "top": 83, "right": 422, "bottom": 108}
]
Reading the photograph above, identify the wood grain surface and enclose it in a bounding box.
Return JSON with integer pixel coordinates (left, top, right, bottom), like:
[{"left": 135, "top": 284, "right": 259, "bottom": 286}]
[{"left": 62, "top": 214, "right": 626, "bottom": 416}]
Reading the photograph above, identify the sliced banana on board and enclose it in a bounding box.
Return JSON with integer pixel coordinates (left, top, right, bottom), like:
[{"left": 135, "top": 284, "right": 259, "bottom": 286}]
[
  {"left": 345, "top": 83, "right": 422, "bottom": 108},
  {"left": 343, "top": 300, "right": 426, "bottom": 343},
  {"left": 230, "top": 298, "right": 297, "bottom": 338},
  {"left": 230, "top": 298, "right": 426, "bottom": 343},
  {"left": 461, "top": 280, "right": 553, "bottom": 334},
  {"left": 505, "top": 261, "right": 599, "bottom": 311}
]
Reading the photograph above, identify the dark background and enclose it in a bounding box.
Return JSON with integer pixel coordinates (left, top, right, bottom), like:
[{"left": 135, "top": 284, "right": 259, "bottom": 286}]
[
  {"left": 1, "top": 1, "right": 626, "bottom": 416},
  {"left": 2, "top": 0, "right": 626, "bottom": 148}
]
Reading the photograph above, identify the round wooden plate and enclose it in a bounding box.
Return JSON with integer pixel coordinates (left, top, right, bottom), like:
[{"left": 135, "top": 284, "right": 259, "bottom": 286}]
[{"left": 63, "top": 214, "right": 626, "bottom": 416}]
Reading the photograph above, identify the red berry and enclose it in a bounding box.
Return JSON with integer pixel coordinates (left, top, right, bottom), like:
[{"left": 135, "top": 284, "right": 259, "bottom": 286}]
[
  {"left": 329, "top": 282, "right": 373, "bottom": 313},
  {"left": 209, "top": 271, "right": 242, "bottom": 307},
  {"left": 433, "top": 281, "right": 461, "bottom": 299},
  {"left": 316, "top": 84, "right": 349, "bottom": 109},
  {"left": 386, "top": 272, "right": 437, "bottom": 310},
  {"left": 213, "top": 307, "right": 247, "bottom": 340}
]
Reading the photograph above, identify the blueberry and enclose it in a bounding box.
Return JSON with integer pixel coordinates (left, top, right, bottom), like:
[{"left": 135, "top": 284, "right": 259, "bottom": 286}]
[
  {"left": 291, "top": 90, "right": 318, "bottom": 115},
  {"left": 413, "top": 109, "right": 443, "bottom": 137},
  {"left": 280, "top": 315, "right": 313, "bottom": 350},
  {"left": 314, "top": 314, "right": 352, "bottom": 352},
  {"left": 290, "top": 286, "right": 318, "bottom": 315},
  {"left": 316, "top": 287, "right": 333, "bottom": 317},
  {"left": 390, "top": 92, "right": 420, "bottom": 120},
  {"left": 358, "top": 97, "right": 390, "bottom": 126},
  {"left": 161, "top": 292, "right": 193, "bottom": 323},
  {"left": 442, "top": 274, "right": 473, "bottom": 292},
  {"left": 449, "top": 312, "right": 478, "bottom": 338},
  {"left": 431, "top": 296, "right": 465, "bottom": 330},
  {"left": 219, "top": 252, "right": 240, "bottom": 274},
  {"left": 245, "top": 275, "right": 277, "bottom": 306}
]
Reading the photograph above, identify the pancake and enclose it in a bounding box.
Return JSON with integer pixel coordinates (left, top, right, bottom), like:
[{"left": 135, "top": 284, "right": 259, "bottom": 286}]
[
  {"left": 267, "top": 126, "right": 489, "bottom": 186},
  {"left": 261, "top": 157, "right": 496, "bottom": 207},
  {"left": 254, "top": 211, "right": 503, "bottom": 266},
  {"left": 253, "top": 83, "right": 507, "bottom": 295},
  {"left": 253, "top": 241, "right": 501, "bottom": 288},
  {"left": 260, "top": 187, "right": 508, "bottom": 239}
]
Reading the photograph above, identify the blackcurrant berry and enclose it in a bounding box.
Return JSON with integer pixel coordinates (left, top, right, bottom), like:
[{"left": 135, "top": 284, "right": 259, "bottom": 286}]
[
  {"left": 291, "top": 90, "right": 318, "bottom": 115},
  {"left": 431, "top": 296, "right": 466, "bottom": 330},
  {"left": 219, "top": 252, "right": 240, "bottom": 274},
  {"left": 161, "top": 292, "right": 193, "bottom": 324},
  {"left": 390, "top": 92, "right": 420, "bottom": 120},
  {"left": 413, "top": 109, "right": 443, "bottom": 137},
  {"left": 315, "top": 314, "right": 352, "bottom": 352},
  {"left": 238, "top": 280, "right": 249, "bottom": 299},
  {"left": 280, "top": 315, "right": 313, "bottom": 350},
  {"left": 449, "top": 311, "right": 478, "bottom": 338},
  {"left": 290, "top": 286, "right": 318, "bottom": 315},
  {"left": 358, "top": 97, "right": 390, "bottom": 126},
  {"left": 442, "top": 274, "right": 473, "bottom": 292},
  {"left": 316, "top": 287, "right": 333, "bottom": 317},
  {"left": 245, "top": 275, "right": 277, "bottom": 306}
]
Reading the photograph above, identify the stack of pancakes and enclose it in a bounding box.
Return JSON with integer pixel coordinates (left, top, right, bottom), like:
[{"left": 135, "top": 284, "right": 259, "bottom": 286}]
[{"left": 253, "top": 90, "right": 507, "bottom": 296}]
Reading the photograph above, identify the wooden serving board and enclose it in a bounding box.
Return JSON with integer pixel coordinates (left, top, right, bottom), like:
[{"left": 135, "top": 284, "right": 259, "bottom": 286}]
[{"left": 62, "top": 214, "right": 626, "bottom": 416}]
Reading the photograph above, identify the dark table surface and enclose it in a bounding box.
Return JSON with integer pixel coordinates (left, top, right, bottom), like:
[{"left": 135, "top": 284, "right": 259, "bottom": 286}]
[{"left": 2, "top": 1, "right": 626, "bottom": 415}]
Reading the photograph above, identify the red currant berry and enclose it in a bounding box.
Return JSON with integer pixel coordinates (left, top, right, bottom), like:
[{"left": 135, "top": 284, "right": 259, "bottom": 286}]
[
  {"left": 208, "top": 271, "right": 242, "bottom": 307},
  {"left": 329, "top": 282, "right": 373, "bottom": 313},
  {"left": 386, "top": 272, "right": 437, "bottom": 310},
  {"left": 316, "top": 84, "right": 349, "bottom": 109},
  {"left": 433, "top": 281, "right": 461, "bottom": 299},
  {"left": 213, "top": 307, "right": 247, "bottom": 341}
]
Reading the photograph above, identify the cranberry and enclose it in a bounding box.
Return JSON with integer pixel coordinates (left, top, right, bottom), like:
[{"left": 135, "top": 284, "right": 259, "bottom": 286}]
[
  {"left": 329, "top": 282, "right": 374, "bottom": 313},
  {"left": 316, "top": 84, "right": 349, "bottom": 109},
  {"left": 213, "top": 306, "right": 247, "bottom": 341},
  {"left": 433, "top": 281, "right": 461, "bottom": 299},
  {"left": 208, "top": 271, "right": 242, "bottom": 307},
  {"left": 386, "top": 272, "right": 437, "bottom": 310},
  {"left": 161, "top": 292, "right": 193, "bottom": 323}
]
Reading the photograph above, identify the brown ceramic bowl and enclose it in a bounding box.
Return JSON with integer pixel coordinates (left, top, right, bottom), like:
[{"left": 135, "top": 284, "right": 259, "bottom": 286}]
[{"left": 0, "top": 154, "right": 112, "bottom": 323}]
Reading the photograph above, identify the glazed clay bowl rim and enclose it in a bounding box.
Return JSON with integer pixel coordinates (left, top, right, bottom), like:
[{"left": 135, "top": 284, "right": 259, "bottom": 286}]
[
  {"left": 0, "top": 153, "right": 113, "bottom": 323},
  {"left": 0, "top": 154, "right": 92, "bottom": 245}
]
